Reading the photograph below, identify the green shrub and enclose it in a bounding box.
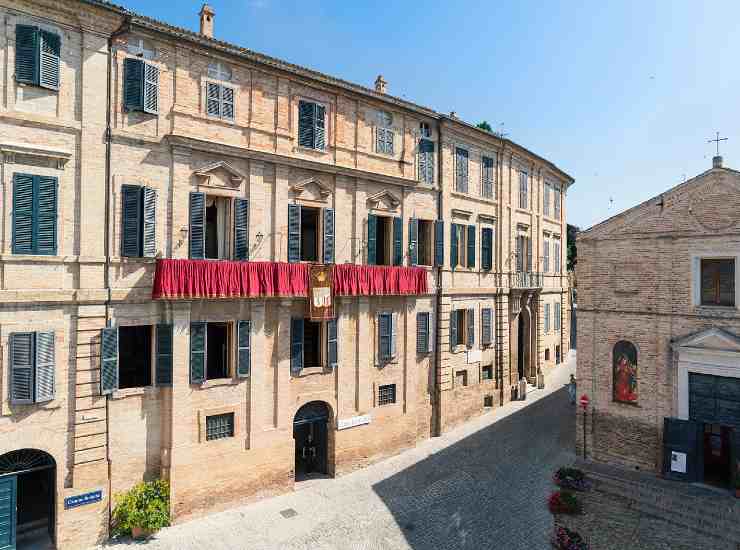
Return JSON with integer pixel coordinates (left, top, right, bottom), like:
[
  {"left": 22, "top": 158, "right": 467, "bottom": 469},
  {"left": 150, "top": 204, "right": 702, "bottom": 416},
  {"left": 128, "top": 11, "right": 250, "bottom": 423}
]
[{"left": 111, "top": 479, "right": 170, "bottom": 537}]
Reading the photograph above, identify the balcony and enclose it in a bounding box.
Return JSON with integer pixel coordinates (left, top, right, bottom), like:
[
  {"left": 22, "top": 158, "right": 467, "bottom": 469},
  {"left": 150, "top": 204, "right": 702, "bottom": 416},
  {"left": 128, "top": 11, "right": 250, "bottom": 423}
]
[{"left": 509, "top": 271, "right": 543, "bottom": 289}]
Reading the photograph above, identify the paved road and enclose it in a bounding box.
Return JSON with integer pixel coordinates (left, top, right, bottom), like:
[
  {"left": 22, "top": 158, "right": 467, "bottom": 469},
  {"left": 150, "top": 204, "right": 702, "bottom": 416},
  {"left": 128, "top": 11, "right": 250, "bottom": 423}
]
[{"left": 102, "top": 355, "right": 576, "bottom": 550}]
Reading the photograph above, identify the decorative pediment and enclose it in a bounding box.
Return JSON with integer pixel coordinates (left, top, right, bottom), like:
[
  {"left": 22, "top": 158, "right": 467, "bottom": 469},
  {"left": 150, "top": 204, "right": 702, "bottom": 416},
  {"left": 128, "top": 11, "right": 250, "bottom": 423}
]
[
  {"left": 673, "top": 327, "right": 740, "bottom": 353},
  {"left": 290, "top": 178, "right": 333, "bottom": 203},
  {"left": 194, "top": 161, "right": 247, "bottom": 188},
  {"left": 1, "top": 141, "right": 71, "bottom": 169},
  {"left": 367, "top": 189, "right": 401, "bottom": 211},
  {"left": 451, "top": 208, "right": 473, "bottom": 220}
]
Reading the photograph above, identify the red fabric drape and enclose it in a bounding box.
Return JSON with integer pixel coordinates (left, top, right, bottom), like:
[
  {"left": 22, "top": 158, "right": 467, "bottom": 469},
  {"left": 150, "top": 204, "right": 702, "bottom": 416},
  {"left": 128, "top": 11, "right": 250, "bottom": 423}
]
[{"left": 152, "top": 260, "right": 428, "bottom": 299}]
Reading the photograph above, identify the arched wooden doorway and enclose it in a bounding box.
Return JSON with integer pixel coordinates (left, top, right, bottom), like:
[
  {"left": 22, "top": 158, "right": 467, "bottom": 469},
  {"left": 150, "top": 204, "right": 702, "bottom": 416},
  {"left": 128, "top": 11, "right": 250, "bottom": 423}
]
[
  {"left": 293, "top": 401, "right": 332, "bottom": 481},
  {"left": 0, "top": 449, "right": 56, "bottom": 550}
]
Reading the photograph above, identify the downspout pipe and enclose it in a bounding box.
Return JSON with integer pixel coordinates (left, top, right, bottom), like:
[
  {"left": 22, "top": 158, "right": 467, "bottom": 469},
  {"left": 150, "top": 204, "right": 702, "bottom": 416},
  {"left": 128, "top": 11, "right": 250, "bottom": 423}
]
[{"left": 432, "top": 120, "right": 444, "bottom": 437}]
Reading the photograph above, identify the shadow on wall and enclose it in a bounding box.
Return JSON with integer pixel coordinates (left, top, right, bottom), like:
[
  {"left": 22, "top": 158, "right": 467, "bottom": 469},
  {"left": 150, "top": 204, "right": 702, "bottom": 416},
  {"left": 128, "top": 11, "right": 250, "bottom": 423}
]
[{"left": 372, "top": 388, "right": 576, "bottom": 549}]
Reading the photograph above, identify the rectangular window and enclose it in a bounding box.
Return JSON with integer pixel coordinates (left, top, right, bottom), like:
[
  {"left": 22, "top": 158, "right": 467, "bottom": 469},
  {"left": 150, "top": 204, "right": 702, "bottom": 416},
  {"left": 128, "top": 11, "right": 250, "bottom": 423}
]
[
  {"left": 377, "top": 127, "right": 395, "bottom": 155},
  {"left": 450, "top": 223, "right": 467, "bottom": 268},
  {"left": 544, "top": 183, "right": 551, "bottom": 217},
  {"left": 455, "top": 310, "right": 466, "bottom": 347},
  {"left": 287, "top": 205, "right": 333, "bottom": 264},
  {"left": 118, "top": 326, "right": 152, "bottom": 389},
  {"left": 204, "top": 196, "right": 232, "bottom": 260},
  {"left": 482, "top": 155, "right": 495, "bottom": 198},
  {"left": 553, "top": 239, "right": 561, "bottom": 274},
  {"left": 12, "top": 173, "right": 58, "bottom": 256},
  {"left": 378, "top": 384, "right": 396, "bottom": 406},
  {"left": 299, "top": 206, "right": 320, "bottom": 262},
  {"left": 417, "top": 220, "right": 434, "bottom": 266},
  {"left": 456, "top": 148, "right": 469, "bottom": 192},
  {"left": 481, "top": 308, "right": 492, "bottom": 346},
  {"left": 545, "top": 348, "right": 550, "bottom": 361},
  {"left": 190, "top": 193, "right": 248, "bottom": 261},
  {"left": 15, "top": 25, "right": 61, "bottom": 90},
  {"left": 378, "top": 312, "right": 396, "bottom": 361},
  {"left": 9, "top": 331, "right": 55, "bottom": 404},
  {"left": 123, "top": 58, "right": 159, "bottom": 114},
  {"left": 205, "top": 412, "right": 235, "bottom": 441},
  {"left": 554, "top": 184, "right": 561, "bottom": 219},
  {"left": 121, "top": 185, "right": 156, "bottom": 258},
  {"left": 555, "top": 345, "right": 561, "bottom": 364},
  {"left": 481, "top": 227, "right": 494, "bottom": 271},
  {"left": 554, "top": 302, "right": 561, "bottom": 331},
  {"left": 544, "top": 303, "right": 550, "bottom": 333},
  {"left": 701, "top": 259, "right": 735, "bottom": 306},
  {"left": 368, "top": 215, "right": 401, "bottom": 266},
  {"left": 484, "top": 395, "right": 494, "bottom": 407},
  {"left": 482, "top": 364, "right": 493, "bottom": 381},
  {"left": 290, "top": 318, "right": 337, "bottom": 373},
  {"left": 298, "top": 100, "right": 326, "bottom": 150},
  {"left": 206, "top": 322, "right": 230, "bottom": 380},
  {"left": 543, "top": 238, "right": 550, "bottom": 273},
  {"left": 416, "top": 311, "right": 431, "bottom": 354},
  {"left": 455, "top": 370, "right": 468, "bottom": 387},
  {"left": 303, "top": 319, "right": 322, "bottom": 368},
  {"left": 418, "top": 139, "right": 434, "bottom": 183},
  {"left": 206, "top": 82, "right": 235, "bottom": 121},
  {"left": 516, "top": 235, "right": 532, "bottom": 272},
  {"left": 519, "top": 171, "right": 528, "bottom": 209}
]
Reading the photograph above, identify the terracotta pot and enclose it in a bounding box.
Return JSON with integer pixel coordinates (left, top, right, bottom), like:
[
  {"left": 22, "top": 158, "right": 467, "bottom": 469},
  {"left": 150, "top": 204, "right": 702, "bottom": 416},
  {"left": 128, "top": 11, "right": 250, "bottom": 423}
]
[{"left": 131, "top": 526, "right": 155, "bottom": 540}]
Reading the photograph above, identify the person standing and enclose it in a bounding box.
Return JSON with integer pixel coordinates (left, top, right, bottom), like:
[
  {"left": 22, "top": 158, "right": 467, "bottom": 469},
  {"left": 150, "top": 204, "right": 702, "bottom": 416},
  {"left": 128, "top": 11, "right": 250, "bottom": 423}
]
[{"left": 568, "top": 374, "right": 577, "bottom": 405}]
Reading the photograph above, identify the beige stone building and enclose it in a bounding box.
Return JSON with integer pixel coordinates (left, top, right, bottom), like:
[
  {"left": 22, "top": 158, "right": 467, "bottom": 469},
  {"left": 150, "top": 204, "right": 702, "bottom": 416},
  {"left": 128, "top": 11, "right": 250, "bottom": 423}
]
[
  {"left": 577, "top": 155, "right": 740, "bottom": 491},
  {"left": 0, "top": 1, "right": 572, "bottom": 548}
]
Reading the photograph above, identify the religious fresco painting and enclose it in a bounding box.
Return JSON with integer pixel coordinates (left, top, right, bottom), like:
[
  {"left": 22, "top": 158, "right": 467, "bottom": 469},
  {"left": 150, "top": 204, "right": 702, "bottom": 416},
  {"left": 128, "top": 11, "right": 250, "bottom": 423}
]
[{"left": 613, "top": 340, "right": 638, "bottom": 403}]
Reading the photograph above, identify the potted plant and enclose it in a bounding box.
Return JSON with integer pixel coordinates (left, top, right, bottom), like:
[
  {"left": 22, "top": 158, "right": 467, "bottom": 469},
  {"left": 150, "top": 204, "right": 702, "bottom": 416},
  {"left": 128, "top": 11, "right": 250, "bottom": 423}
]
[
  {"left": 553, "top": 466, "right": 591, "bottom": 492},
  {"left": 112, "top": 479, "right": 170, "bottom": 540},
  {"left": 552, "top": 526, "right": 589, "bottom": 550},
  {"left": 548, "top": 490, "right": 582, "bottom": 515}
]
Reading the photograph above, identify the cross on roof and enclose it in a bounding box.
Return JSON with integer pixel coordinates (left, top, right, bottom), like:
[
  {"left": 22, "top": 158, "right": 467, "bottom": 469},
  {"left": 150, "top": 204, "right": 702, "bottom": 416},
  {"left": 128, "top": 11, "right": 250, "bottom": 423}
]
[{"left": 708, "top": 131, "right": 728, "bottom": 156}]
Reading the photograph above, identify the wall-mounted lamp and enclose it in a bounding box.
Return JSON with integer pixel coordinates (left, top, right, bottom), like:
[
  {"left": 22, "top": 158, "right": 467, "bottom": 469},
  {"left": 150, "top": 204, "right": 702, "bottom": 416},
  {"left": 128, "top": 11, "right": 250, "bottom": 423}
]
[{"left": 256, "top": 232, "right": 264, "bottom": 241}]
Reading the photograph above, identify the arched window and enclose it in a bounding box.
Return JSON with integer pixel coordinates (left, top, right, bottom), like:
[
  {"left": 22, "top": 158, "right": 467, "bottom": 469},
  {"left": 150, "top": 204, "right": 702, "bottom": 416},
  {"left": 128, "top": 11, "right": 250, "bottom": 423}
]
[
  {"left": 613, "top": 340, "right": 638, "bottom": 403},
  {"left": 207, "top": 61, "right": 232, "bottom": 82}
]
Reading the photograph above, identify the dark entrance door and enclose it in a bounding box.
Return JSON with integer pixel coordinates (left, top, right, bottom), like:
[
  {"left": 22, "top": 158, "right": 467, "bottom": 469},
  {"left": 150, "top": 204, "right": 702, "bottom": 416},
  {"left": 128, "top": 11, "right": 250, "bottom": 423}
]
[
  {"left": 703, "top": 423, "right": 732, "bottom": 487},
  {"left": 293, "top": 402, "right": 330, "bottom": 481},
  {"left": 517, "top": 314, "right": 524, "bottom": 380}
]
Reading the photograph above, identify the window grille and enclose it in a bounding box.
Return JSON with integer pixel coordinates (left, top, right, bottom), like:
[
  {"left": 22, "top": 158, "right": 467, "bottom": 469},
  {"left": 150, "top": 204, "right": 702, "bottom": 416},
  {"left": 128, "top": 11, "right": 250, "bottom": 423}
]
[
  {"left": 378, "top": 384, "right": 396, "bottom": 406},
  {"left": 206, "top": 412, "right": 234, "bottom": 441}
]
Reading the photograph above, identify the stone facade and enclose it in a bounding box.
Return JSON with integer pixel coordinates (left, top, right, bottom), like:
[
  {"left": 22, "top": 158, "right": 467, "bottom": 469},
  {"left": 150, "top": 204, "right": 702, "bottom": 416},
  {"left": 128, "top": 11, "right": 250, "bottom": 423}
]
[{"left": 0, "top": 1, "right": 571, "bottom": 548}]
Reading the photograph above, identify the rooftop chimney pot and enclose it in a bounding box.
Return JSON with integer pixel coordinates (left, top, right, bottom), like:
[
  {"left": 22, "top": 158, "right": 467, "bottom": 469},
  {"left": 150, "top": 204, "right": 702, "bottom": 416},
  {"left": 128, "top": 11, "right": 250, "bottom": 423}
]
[
  {"left": 374, "top": 75, "right": 387, "bottom": 94},
  {"left": 713, "top": 155, "right": 723, "bottom": 169},
  {"left": 199, "top": 4, "right": 215, "bottom": 38}
]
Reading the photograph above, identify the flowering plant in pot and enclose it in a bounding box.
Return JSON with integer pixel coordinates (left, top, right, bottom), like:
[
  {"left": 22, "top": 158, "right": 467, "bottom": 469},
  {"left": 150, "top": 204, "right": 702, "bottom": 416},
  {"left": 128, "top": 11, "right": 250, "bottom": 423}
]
[
  {"left": 112, "top": 479, "right": 170, "bottom": 539},
  {"left": 553, "top": 467, "right": 591, "bottom": 492},
  {"left": 548, "top": 490, "right": 582, "bottom": 515},
  {"left": 552, "top": 526, "right": 589, "bottom": 550}
]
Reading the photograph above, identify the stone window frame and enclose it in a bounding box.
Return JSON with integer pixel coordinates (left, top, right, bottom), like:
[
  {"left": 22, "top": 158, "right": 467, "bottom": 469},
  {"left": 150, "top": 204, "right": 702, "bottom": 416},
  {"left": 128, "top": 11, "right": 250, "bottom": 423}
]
[
  {"left": 690, "top": 250, "right": 740, "bottom": 311},
  {"left": 295, "top": 95, "right": 332, "bottom": 154},
  {"left": 202, "top": 77, "right": 236, "bottom": 123},
  {"left": 197, "top": 404, "right": 241, "bottom": 443}
]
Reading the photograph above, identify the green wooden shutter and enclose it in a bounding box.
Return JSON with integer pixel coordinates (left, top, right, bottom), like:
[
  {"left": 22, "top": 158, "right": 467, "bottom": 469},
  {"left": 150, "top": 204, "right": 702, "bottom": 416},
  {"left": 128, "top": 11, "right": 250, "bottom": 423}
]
[
  {"left": 15, "top": 25, "right": 38, "bottom": 85},
  {"left": 234, "top": 198, "right": 249, "bottom": 261},
  {"left": 222, "top": 86, "right": 234, "bottom": 120},
  {"left": 456, "top": 148, "right": 468, "bottom": 192},
  {"left": 481, "top": 228, "right": 492, "bottom": 270},
  {"left": 206, "top": 82, "right": 221, "bottom": 117},
  {"left": 391, "top": 312, "right": 398, "bottom": 357},
  {"left": 315, "top": 104, "right": 326, "bottom": 150},
  {"left": 143, "top": 62, "right": 159, "bottom": 114},
  {"left": 34, "top": 331, "right": 55, "bottom": 403},
  {"left": 555, "top": 303, "right": 561, "bottom": 331},
  {"left": 123, "top": 58, "right": 144, "bottom": 112},
  {"left": 516, "top": 235, "right": 523, "bottom": 272},
  {"left": 237, "top": 320, "right": 251, "bottom": 378},
  {"left": 290, "top": 318, "right": 304, "bottom": 374},
  {"left": 142, "top": 187, "right": 156, "bottom": 257},
  {"left": 189, "top": 192, "right": 205, "bottom": 259},
  {"left": 434, "top": 220, "right": 444, "bottom": 267},
  {"left": 543, "top": 239, "right": 549, "bottom": 273},
  {"left": 367, "top": 214, "right": 377, "bottom": 265},
  {"left": 327, "top": 318, "right": 338, "bottom": 368},
  {"left": 467, "top": 225, "right": 476, "bottom": 268},
  {"left": 416, "top": 312, "right": 429, "bottom": 353},
  {"left": 527, "top": 236, "right": 533, "bottom": 272},
  {"left": 408, "top": 218, "right": 418, "bottom": 266},
  {"left": 419, "top": 139, "right": 434, "bottom": 183},
  {"left": 189, "top": 322, "right": 206, "bottom": 384},
  {"left": 38, "top": 30, "right": 61, "bottom": 90},
  {"left": 121, "top": 185, "right": 142, "bottom": 257},
  {"left": 12, "top": 173, "right": 34, "bottom": 254},
  {"left": 393, "top": 217, "right": 403, "bottom": 266},
  {"left": 9, "top": 332, "right": 34, "bottom": 404},
  {"left": 481, "top": 308, "right": 492, "bottom": 346},
  {"left": 298, "top": 101, "right": 314, "bottom": 148},
  {"left": 323, "top": 207, "right": 335, "bottom": 264},
  {"left": 450, "top": 223, "right": 458, "bottom": 269},
  {"left": 287, "top": 204, "right": 301, "bottom": 263},
  {"left": 35, "top": 176, "right": 58, "bottom": 255},
  {"left": 449, "top": 310, "right": 457, "bottom": 351},
  {"left": 544, "top": 303, "right": 550, "bottom": 333},
  {"left": 378, "top": 313, "right": 391, "bottom": 360},
  {"left": 155, "top": 324, "right": 173, "bottom": 386},
  {"left": 0, "top": 476, "right": 17, "bottom": 550},
  {"left": 100, "top": 327, "right": 119, "bottom": 395},
  {"left": 466, "top": 308, "right": 475, "bottom": 347}
]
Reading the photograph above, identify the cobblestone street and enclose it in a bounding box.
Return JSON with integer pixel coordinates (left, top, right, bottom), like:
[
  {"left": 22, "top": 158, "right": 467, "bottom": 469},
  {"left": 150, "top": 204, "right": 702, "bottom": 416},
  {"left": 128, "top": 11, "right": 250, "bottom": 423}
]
[{"left": 100, "top": 356, "right": 576, "bottom": 550}]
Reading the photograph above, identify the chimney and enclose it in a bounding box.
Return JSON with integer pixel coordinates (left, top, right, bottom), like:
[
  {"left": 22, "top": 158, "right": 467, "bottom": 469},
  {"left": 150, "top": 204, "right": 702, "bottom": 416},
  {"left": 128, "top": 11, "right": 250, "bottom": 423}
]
[
  {"left": 713, "top": 155, "right": 723, "bottom": 169},
  {"left": 449, "top": 111, "right": 457, "bottom": 118},
  {"left": 199, "top": 4, "right": 215, "bottom": 38},
  {"left": 374, "top": 75, "right": 387, "bottom": 94}
]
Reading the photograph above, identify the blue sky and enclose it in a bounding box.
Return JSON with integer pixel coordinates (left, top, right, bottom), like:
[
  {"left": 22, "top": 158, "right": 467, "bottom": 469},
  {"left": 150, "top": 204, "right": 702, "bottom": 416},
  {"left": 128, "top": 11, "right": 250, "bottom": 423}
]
[{"left": 121, "top": 0, "right": 740, "bottom": 229}]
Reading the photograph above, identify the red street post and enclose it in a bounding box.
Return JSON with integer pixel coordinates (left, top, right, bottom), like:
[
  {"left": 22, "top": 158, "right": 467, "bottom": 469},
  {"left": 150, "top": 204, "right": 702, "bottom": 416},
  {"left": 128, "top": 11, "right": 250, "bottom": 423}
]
[{"left": 579, "top": 394, "right": 590, "bottom": 460}]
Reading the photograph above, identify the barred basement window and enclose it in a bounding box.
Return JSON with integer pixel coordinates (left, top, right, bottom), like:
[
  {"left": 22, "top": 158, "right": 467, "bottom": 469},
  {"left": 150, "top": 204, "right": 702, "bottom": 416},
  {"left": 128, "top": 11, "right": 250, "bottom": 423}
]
[
  {"left": 378, "top": 384, "right": 396, "bottom": 406},
  {"left": 481, "top": 364, "right": 493, "bottom": 380},
  {"left": 455, "top": 370, "right": 468, "bottom": 387},
  {"left": 206, "top": 412, "right": 234, "bottom": 441},
  {"left": 484, "top": 395, "right": 494, "bottom": 408}
]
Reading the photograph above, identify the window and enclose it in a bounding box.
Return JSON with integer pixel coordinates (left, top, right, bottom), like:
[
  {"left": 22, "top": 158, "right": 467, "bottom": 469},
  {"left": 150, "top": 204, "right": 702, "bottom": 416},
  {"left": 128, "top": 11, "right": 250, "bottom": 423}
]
[
  {"left": 288, "top": 205, "right": 334, "bottom": 264},
  {"left": 554, "top": 302, "right": 561, "bottom": 331},
  {"left": 545, "top": 348, "right": 550, "bottom": 361},
  {"left": 519, "top": 171, "right": 528, "bottom": 209},
  {"left": 554, "top": 184, "right": 561, "bottom": 219},
  {"left": 123, "top": 58, "right": 159, "bottom": 114},
  {"left": 188, "top": 321, "right": 250, "bottom": 384},
  {"left": 450, "top": 309, "right": 474, "bottom": 348},
  {"left": 555, "top": 345, "right": 561, "bottom": 365},
  {"left": 543, "top": 238, "right": 550, "bottom": 273},
  {"left": 418, "top": 139, "right": 434, "bottom": 184},
  {"left": 420, "top": 122, "right": 431, "bottom": 138},
  {"left": 121, "top": 185, "right": 156, "bottom": 258},
  {"left": 481, "top": 227, "right": 494, "bottom": 271},
  {"left": 12, "top": 173, "right": 58, "bottom": 255},
  {"left": 450, "top": 224, "right": 475, "bottom": 269},
  {"left": 15, "top": 25, "right": 60, "bottom": 90},
  {"left": 544, "top": 183, "right": 551, "bottom": 217},
  {"left": 416, "top": 311, "right": 432, "bottom": 354},
  {"left": 190, "top": 193, "right": 249, "bottom": 260},
  {"left": 701, "top": 259, "right": 735, "bottom": 307},
  {"left": 481, "top": 308, "right": 492, "bottom": 347},
  {"left": 544, "top": 303, "right": 551, "bottom": 333},
  {"left": 207, "top": 61, "right": 232, "bottom": 81},
  {"left": 298, "top": 100, "right": 326, "bottom": 150},
  {"left": 455, "top": 370, "right": 468, "bottom": 387},
  {"left": 377, "top": 312, "right": 397, "bottom": 361},
  {"left": 290, "top": 318, "right": 338, "bottom": 373},
  {"left": 126, "top": 36, "right": 155, "bottom": 59},
  {"left": 206, "top": 413, "right": 235, "bottom": 441},
  {"left": 206, "top": 82, "right": 234, "bottom": 121},
  {"left": 8, "top": 331, "right": 55, "bottom": 404},
  {"left": 206, "top": 322, "right": 230, "bottom": 380},
  {"left": 484, "top": 395, "right": 494, "bottom": 407},
  {"left": 553, "top": 238, "right": 561, "bottom": 274},
  {"left": 376, "top": 111, "right": 394, "bottom": 155},
  {"left": 516, "top": 234, "right": 532, "bottom": 272},
  {"left": 482, "top": 155, "right": 495, "bottom": 199},
  {"left": 409, "top": 219, "right": 434, "bottom": 266},
  {"left": 482, "top": 364, "right": 493, "bottom": 381},
  {"left": 118, "top": 326, "right": 152, "bottom": 389},
  {"left": 368, "top": 215, "right": 401, "bottom": 266},
  {"left": 378, "top": 384, "right": 396, "bottom": 406},
  {"left": 455, "top": 148, "right": 469, "bottom": 192}
]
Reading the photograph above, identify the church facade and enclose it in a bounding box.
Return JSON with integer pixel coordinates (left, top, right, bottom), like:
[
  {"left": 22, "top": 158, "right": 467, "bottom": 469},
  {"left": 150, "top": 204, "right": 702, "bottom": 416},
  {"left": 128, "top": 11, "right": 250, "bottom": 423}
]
[{"left": 577, "top": 155, "right": 740, "bottom": 489}]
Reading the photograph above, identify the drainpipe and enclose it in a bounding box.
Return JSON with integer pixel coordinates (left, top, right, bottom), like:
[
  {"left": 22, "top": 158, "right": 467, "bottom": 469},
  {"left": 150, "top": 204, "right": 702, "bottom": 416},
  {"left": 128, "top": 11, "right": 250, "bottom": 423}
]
[{"left": 432, "top": 120, "right": 444, "bottom": 437}]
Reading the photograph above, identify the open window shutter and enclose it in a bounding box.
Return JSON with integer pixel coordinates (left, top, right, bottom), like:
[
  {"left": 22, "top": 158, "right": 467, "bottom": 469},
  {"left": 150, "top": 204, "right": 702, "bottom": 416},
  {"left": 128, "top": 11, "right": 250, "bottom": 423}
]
[
  {"left": 142, "top": 187, "right": 156, "bottom": 257},
  {"left": 527, "top": 237, "right": 533, "bottom": 272},
  {"left": 121, "top": 185, "right": 142, "bottom": 257},
  {"left": 327, "top": 318, "right": 338, "bottom": 367},
  {"left": 393, "top": 217, "right": 403, "bottom": 266},
  {"left": 416, "top": 312, "right": 428, "bottom": 354},
  {"left": 378, "top": 313, "right": 391, "bottom": 360},
  {"left": 100, "top": 327, "right": 119, "bottom": 395},
  {"left": 189, "top": 322, "right": 206, "bottom": 384},
  {"left": 367, "top": 214, "right": 377, "bottom": 265},
  {"left": 391, "top": 313, "right": 398, "bottom": 357},
  {"left": 543, "top": 240, "right": 549, "bottom": 273},
  {"left": 38, "top": 30, "right": 60, "bottom": 90},
  {"left": 481, "top": 228, "right": 492, "bottom": 270},
  {"left": 123, "top": 58, "right": 144, "bottom": 112},
  {"left": 555, "top": 242, "right": 561, "bottom": 273},
  {"left": 419, "top": 139, "right": 434, "bottom": 183},
  {"left": 467, "top": 308, "right": 475, "bottom": 347},
  {"left": 222, "top": 86, "right": 234, "bottom": 121},
  {"left": 189, "top": 192, "right": 205, "bottom": 259},
  {"left": 467, "top": 225, "right": 476, "bottom": 268},
  {"left": 287, "top": 204, "right": 301, "bottom": 263},
  {"left": 15, "top": 25, "right": 39, "bottom": 85},
  {"left": 434, "top": 220, "right": 444, "bottom": 267},
  {"left": 290, "top": 318, "right": 304, "bottom": 373},
  {"left": 408, "top": 218, "right": 418, "bottom": 266},
  {"left": 12, "top": 173, "right": 34, "bottom": 254},
  {"left": 234, "top": 198, "right": 249, "bottom": 261},
  {"left": 315, "top": 104, "right": 326, "bottom": 150},
  {"left": 156, "top": 324, "right": 173, "bottom": 386},
  {"left": 237, "top": 320, "right": 251, "bottom": 378},
  {"left": 449, "top": 311, "right": 457, "bottom": 351},
  {"left": 143, "top": 62, "right": 159, "bottom": 114},
  {"left": 322, "top": 207, "right": 335, "bottom": 264},
  {"left": 9, "top": 332, "right": 34, "bottom": 404},
  {"left": 35, "top": 176, "right": 57, "bottom": 256},
  {"left": 34, "top": 331, "right": 55, "bottom": 403},
  {"left": 206, "top": 82, "right": 221, "bottom": 117},
  {"left": 516, "top": 235, "right": 523, "bottom": 272},
  {"left": 450, "top": 224, "right": 458, "bottom": 269},
  {"left": 481, "top": 308, "right": 492, "bottom": 346},
  {"left": 298, "top": 101, "right": 314, "bottom": 148}
]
